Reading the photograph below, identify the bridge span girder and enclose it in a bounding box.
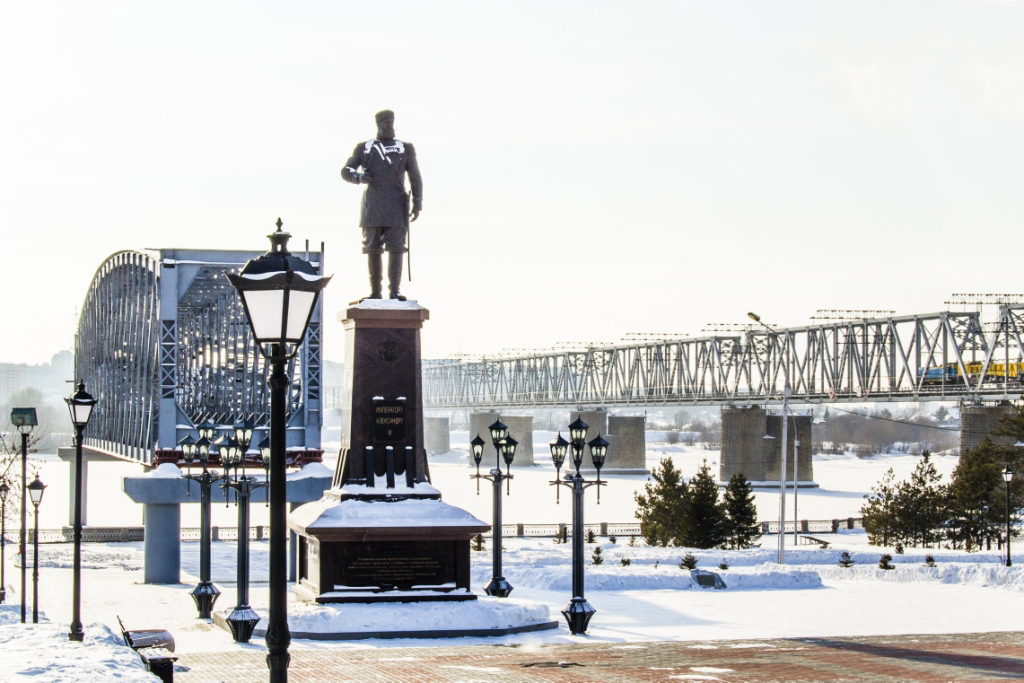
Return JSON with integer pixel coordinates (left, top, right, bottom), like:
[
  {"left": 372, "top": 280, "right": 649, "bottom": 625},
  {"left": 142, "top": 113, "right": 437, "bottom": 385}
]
[{"left": 424, "top": 307, "right": 1024, "bottom": 409}]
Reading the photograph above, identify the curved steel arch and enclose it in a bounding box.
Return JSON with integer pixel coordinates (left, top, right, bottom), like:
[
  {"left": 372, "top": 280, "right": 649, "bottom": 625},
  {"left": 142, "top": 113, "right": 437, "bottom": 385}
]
[
  {"left": 75, "top": 250, "right": 161, "bottom": 461},
  {"left": 76, "top": 247, "right": 324, "bottom": 464}
]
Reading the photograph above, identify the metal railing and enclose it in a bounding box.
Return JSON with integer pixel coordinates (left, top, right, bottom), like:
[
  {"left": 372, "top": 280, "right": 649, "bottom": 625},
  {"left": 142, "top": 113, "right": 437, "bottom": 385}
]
[
  {"left": 2, "top": 518, "right": 864, "bottom": 544},
  {"left": 0, "top": 526, "right": 270, "bottom": 545}
]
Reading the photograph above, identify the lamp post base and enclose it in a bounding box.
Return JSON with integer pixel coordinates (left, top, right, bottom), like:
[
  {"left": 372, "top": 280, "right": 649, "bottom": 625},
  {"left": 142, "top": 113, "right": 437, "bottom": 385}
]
[
  {"left": 225, "top": 606, "right": 261, "bottom": 643},
  {"left": 483, "top": 576, "right": 513, "bottom": 598},
  {"left": 0, "top": 587, "right": 5, "bottom": 604},
  {"left": 191, "top": 582, "right": 221, "bottom": 619},
  {"left": 561, "top": 596, "right": 596, "bottom": 635}
]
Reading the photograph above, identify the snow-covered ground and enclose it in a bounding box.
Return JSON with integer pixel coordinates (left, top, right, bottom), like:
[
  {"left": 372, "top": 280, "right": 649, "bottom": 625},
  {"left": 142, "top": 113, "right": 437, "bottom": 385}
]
[{"left": 1, "top": 435, "right": 1012, "bottom": 679}]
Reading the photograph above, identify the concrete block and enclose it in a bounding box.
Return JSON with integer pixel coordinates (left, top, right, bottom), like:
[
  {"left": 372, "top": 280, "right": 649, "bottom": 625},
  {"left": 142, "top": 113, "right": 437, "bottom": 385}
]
[
  {"left": 425, "top": 417, "right": 450, "bottom": 455},
  {"left": 468, "top": 412, "right": 534, "bottom": 466}
]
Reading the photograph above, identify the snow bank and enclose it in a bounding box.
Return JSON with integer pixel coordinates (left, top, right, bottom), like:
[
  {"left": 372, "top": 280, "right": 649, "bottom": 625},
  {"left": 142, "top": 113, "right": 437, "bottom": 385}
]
[
  {"left": 818, "top": 563, "right": 1024, "bottom": 591},
  {"left": 150, "top": 463, "right": 182, "bottom": 478},
  {"left": 261, "top": 597, "right": 550, "bottom": 634},
  {"left": 17, "top": 544, "right": 143, "bottom": 571},
  {"left": 473, "top": 564, "right": 822, "bottom": 591},
  {"left": 0, "top": 607, "right": 157, "bottom": 682}
]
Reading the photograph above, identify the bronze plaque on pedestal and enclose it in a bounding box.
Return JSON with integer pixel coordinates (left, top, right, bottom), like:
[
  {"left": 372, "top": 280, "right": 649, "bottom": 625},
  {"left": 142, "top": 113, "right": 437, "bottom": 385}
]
[
  {"left": 372, "top": 398, "right": 406, "bottom": 443},
  {"left": 337, "top": 541, "right": 454, "bottom": 590}
]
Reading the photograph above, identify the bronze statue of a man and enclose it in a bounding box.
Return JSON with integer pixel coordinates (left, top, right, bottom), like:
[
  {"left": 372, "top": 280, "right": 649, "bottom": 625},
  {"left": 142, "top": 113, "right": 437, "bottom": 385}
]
[{"left": 341, "top": 110, "right": 422, "bottom": 301}]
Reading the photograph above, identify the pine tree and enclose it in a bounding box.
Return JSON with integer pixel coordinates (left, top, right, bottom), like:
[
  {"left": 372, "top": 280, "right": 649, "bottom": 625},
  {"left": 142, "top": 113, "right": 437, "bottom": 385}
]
[
  {"left": 586, "top": 529, "right": 596, "bottom": 544},
  {"left": 838, "top": 550, "right": 855, "bottom": 568},
  {"left": 634, "top": 458, "right": 688, "bottom": 546},
  {"left": 722, "top": 472, "right": 761, "bottom": 549},
  {"left": 679, "top": 553, "right": 697, "bottom": 569},
  {"left": 878, "top": 553, "right": 894, "bottom": 570},
  {"left": 620, "top": 557, "right": 631, "bottom": 566},
  {"left": 682, "top": 460, "right": 727, "bottom": 549},
  {"left": 861, "top": 468, "right": 898, "bottom": 546},
  {"left": 591, "top": 546, "right": 604, "bottom": 565},
  {"left": 472, "top": 534, "right": 485, "bottom": 551},
  {"left": 893, "top": 452, "right": 947, "bottom": 548},
  {"left": 947, "top": 438, "right": 1008, "bottom": 550}
]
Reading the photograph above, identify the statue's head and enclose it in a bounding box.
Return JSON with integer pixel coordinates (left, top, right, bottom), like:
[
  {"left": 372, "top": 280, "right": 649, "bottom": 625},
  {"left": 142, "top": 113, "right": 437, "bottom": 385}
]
[{"left": 375, "top": 110, "right": 395, "bottom": 140}]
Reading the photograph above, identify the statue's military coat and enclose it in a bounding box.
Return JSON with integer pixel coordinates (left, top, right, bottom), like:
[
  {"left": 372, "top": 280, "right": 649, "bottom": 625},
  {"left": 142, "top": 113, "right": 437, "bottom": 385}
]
[{"left": 342, "top": 139, "right": 423, "bottom": 229}]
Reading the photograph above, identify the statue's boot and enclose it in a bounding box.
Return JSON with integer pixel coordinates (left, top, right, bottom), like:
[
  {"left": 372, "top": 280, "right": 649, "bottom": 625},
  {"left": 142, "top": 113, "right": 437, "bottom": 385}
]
[
  {"left": 388, "top": 252, "right": 407, "bottom": 301},
  {"left": 360, "top": 253, "right": 382, "bottom": 301}
]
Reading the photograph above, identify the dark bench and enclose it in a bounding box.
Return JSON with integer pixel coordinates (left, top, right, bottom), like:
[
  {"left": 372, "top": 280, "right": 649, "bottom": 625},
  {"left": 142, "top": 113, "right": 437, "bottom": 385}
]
[{"left": 118, "top": 616, "right": 177, "bottom": 683}]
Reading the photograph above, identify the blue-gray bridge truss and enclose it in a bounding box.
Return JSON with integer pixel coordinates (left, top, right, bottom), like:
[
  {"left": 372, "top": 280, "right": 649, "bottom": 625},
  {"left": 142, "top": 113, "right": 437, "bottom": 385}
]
[
  {"left": 75, "top": 248, "right": 324, "bottom": 463},
  {"left": 424, "top": 307, "right": 1024, "bottom": 409}
]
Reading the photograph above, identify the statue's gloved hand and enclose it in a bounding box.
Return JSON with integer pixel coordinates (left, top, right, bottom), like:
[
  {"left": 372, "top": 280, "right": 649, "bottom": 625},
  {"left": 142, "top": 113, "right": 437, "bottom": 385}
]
[{"left": 410, "top": 200, "right": 422, "bottom": 222}]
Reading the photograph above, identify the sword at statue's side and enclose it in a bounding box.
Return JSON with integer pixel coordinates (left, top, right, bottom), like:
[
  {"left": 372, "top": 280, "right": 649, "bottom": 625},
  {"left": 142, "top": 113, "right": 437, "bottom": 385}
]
[{"left": 407, "top": 224, "right": 412, "bottom": 281}]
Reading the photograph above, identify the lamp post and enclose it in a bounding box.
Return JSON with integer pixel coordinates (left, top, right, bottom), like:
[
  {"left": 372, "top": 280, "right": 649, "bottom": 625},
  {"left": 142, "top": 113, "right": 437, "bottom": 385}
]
[
  {"left": 222, "top": 422, "right": 270, "bottom": 643},
  {"left": 470, "top": 419, "right": 516, "bottom": 598},
  {"left": 228, "top": 219, "right": 329, "bottom": 683},
  {"left": 470, "top": 434, "right": 485, "bottom": 495},
  {"left": 64, "top": 383, "right": 96, "bottom": 641},
  {"left": 748, "top": 312, "right": 790, "bottom": 564},
  {"left": 0, "top": 481, "right": 8, "bottom": 604},
  {"left": 27, "top": 476, "right": 45, "bottom": 624},
  {"left": 181, "top": 432, "right": 222, "bottom": 618},
  {"left": 1004, "top": 465, "right": 1014, "bottom": 567},
  {"left": 549, "top": 416, "right": 607, "bottom": 635},
  {"left": 10, "top": 407, "right": 36, "bottom": 623}
]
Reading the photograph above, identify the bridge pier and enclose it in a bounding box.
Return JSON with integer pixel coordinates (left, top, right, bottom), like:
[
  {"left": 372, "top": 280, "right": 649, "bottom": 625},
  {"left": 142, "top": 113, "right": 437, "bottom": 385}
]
[
  {"left": 721, "top": 406, "right": 815, "bottom": 487},
  {"left": 57, "top": 446, "right": 125, "bottom": 527},
  {"left": 425, "top": 416, "right": 451, "bottom": 455},
  {"left": 571, "top": 410, "right": 649, "bottom": 475},
  {"left": 961, "top": 401, "right": 1017, "bottom": 454},
  {"left": 123, "top": 464, "right": 332, "bottom": 584},
  {"left": 468, "top": 412, "right": 534, "bottom": 465}
]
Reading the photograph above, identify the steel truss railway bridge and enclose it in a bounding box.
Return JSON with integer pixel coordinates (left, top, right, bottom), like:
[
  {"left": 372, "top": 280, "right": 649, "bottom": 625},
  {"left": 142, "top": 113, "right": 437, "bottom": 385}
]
[
  {"left": 423, "top": 306, "right": 1024, "bottom": 410},
  {"left": 75, "top": 247, "right": 325, "bottom": 464}
]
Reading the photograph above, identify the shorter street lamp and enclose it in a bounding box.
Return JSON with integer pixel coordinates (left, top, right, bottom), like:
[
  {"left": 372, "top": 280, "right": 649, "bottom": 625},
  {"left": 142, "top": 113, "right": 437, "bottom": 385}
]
[
  {"left": 11, "top": 406, "right": 37, "bottom": 624},
  {"left": 27, "top": 476, "right": 45, "bottom": 624},
  {"left": 549, "top": 433, "right": 568, "bottom": 504},
  {"left": 470, "top": 435, "right": 485, "bottom": 494},
  {"left": 1004, "top": 465, "right": 1014, "bottom": 568},
  {"left": 549, "top": 416, "right": 607, "bottom": 635},
  {"left": 180, "top": 431, "right": 222, "bottom": 618},
  {"left": 470, "top": 419, "right": 516, "bottom": 598},
  {"left": 65, "top": 382, "right": 96, "bottom": 641},
  {"left": 222, "top": 421, "right": 270, "bottom": 643},
  {"left": 0, "top": 481, "right": 8, "bottom": 604}
]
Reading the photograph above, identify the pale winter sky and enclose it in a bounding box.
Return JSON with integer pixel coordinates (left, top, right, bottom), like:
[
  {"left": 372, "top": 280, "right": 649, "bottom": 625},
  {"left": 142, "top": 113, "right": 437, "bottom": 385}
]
[{"left": 1, "top": 1, "right": 1022, "bottom": 365}]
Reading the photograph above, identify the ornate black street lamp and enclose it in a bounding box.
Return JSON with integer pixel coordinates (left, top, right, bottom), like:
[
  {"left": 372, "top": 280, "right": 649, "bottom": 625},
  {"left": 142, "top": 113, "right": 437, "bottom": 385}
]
[
  {"left": 180, "top": 432, "right": 222, "bottom": 618},
  {"left": 549, "top": 416, "right": 607, "bottom": 635},
  {"left": 222, "top": 422, "right": 270, "bottom": 643},
  {"left": 64, "top": 383, "right": 96, "bottom": 641},
  {"left": 470, "top": 419, "right": 516, "bottom": 598},
  {"left": 10, "top": 406, "right": 36, "bottom": 624},
  {"left": 228, "top": 219, "right": 329, "bottom": 683},
  {"left": 470, "top": 434, "right": 485, "bottom": 495},
  {"left": 1004, "top": 465, "right": 1014, "bottom": 567},
  {"left": 550, "top": 433, "right": 568, "bottom": 504},
  {"left": 27, "top": 476, "right": 45, "bottom": 624},
  {"left": 0, "top": 481, "right": 8, "bottom": 604}
]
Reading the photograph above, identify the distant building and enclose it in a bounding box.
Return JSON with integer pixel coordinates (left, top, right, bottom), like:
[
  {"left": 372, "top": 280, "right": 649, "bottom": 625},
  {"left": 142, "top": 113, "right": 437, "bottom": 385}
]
[
  {"left": 0, "top": 350, "right": 75, "bottom": 404},
  {"left": 0, "top": 364, "right": 22, "bottom": 405}
]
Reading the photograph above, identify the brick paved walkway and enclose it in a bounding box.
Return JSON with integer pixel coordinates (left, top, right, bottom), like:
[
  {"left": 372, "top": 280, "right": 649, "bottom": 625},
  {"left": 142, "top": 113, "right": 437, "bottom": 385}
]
[{"left": 174, "top": 631, "right": 1024, "bottom": 682}]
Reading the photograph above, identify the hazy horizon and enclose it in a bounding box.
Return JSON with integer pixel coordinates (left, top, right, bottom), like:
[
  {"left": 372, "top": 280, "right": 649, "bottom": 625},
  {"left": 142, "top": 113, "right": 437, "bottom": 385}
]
[{"left": 3, "top": 1, "right": 1022, "bottom": 365}]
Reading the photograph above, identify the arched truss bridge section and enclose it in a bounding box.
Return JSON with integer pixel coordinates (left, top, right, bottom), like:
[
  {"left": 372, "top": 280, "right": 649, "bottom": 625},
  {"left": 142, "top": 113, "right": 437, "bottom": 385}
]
[
  {"left": 424, "top": 307, "right": 1024, "bottom": 409},
  {"left": 76, "top": 247, "right": 324, "bottom": 464},
  {"left": 75, "top": 250, "right": 161, "bottom": 461}
]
